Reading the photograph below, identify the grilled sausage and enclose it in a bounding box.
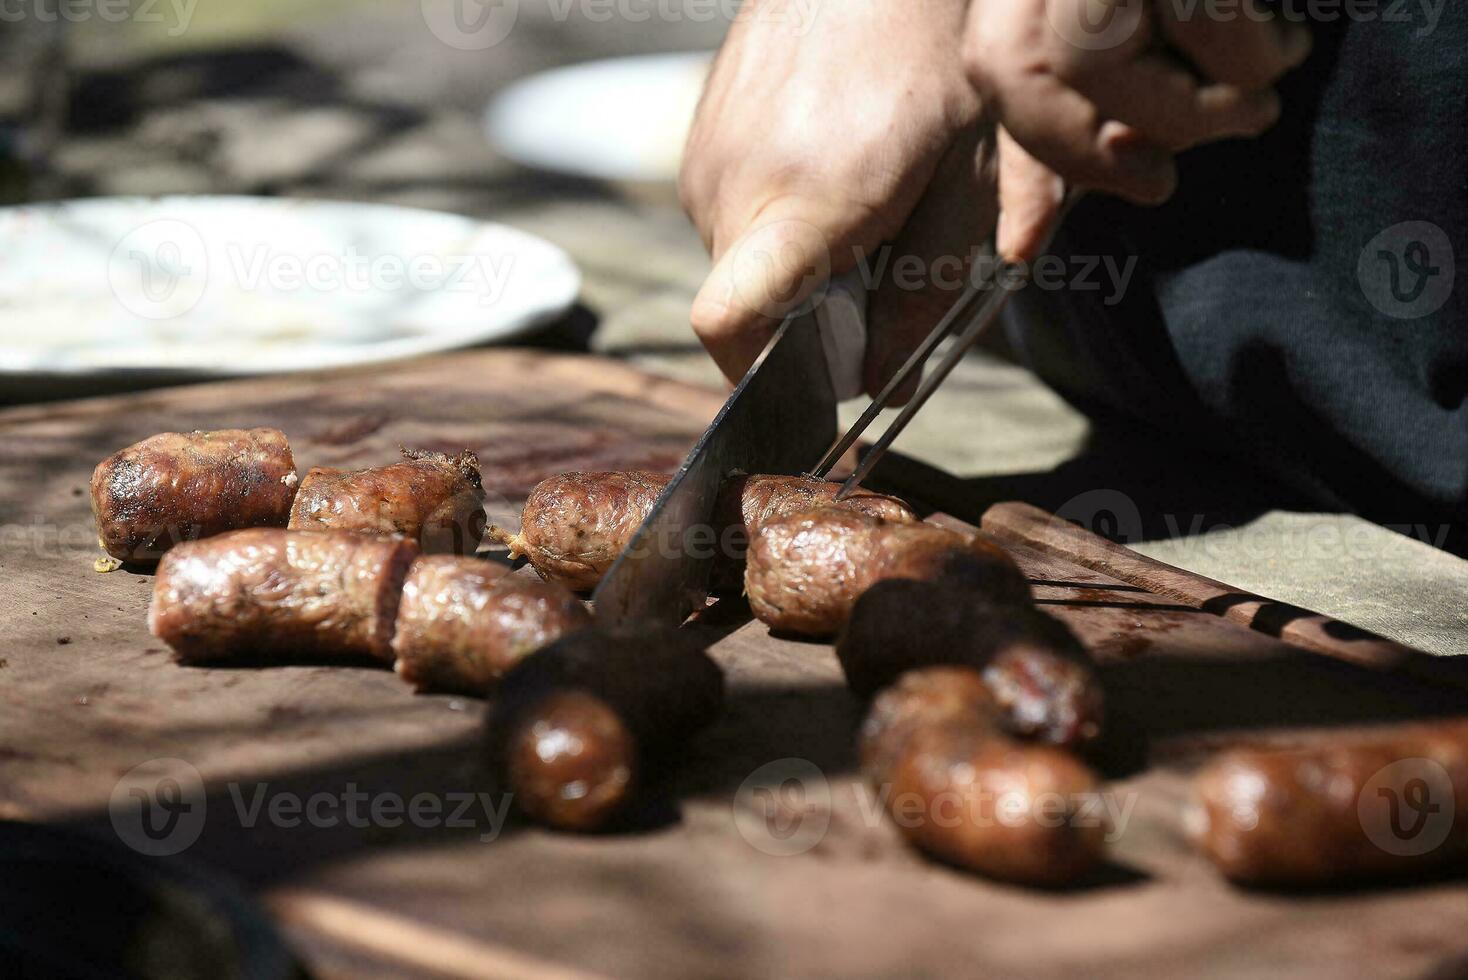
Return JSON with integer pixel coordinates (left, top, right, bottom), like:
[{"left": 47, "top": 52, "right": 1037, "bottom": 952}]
[
  {"left": 837, "top": 578, "right": 1102, "bottom": 747},
  {"left": 148, "top": 528, "right": 418, "bottom": 664},
  {"left": 861, "top": 667, "right": 1107, "bottom": 886},
  {"left": 715, "top": 473, "right": 916, "bottom": 540},
  {"left": 708, "top": 474, "right": 917, "bottom": 588},
  {"left": 860, "top": 666, "right": 999, "bottom": 785},
  {"left": 91, "top": 428, "right": 298, "bottom": 563},
  {"left": 289, "top": 448, "right": 486, "bottom": 555},
  {"left": 487, "top": 627, "right": 725, "bottom": 831},
  {"left": 1187, "top": 721, "right": 1468, "bottom": 887},
  {"left": 491, "top": 471, "right": 670, "bottom": 591},
  {"left": 745, "top": 508, "right": 1030, "bottom": 636},
  {"left": 493, "top": 471, "right": 917, "bottom": 592},
  {"left": 391, "top": 557, "right": 591, "bottom": 696}
]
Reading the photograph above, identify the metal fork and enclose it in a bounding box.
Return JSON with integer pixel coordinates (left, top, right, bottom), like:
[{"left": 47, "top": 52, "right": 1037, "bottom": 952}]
[{"left": 808, "top": 194, "right": 1080, "bottom": 498}]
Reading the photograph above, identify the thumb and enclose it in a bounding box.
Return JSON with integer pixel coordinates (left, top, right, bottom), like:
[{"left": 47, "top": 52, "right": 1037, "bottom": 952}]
[
  {"left": 690, "top": 196, "right": 844, "bottom": 385},
  {"left": 995, "top": 128, "right": 1066, "bottom": 264}
]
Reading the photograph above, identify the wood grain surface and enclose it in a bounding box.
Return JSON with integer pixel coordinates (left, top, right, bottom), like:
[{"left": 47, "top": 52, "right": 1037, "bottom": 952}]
[{"left": 3, "top": 350, "right": 1467, "bottom": 980}]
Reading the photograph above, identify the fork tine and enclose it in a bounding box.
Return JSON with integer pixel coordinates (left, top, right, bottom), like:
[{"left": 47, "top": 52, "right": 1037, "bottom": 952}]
[
  {"left": 833, "top": 273, "right": 1017, "bottom": 499},
  {"left": 807, "top": 279, "right": 986, "bottom": 480},
  {"left": 827, "top": 189, "right": 1085, "bottom": 496}
]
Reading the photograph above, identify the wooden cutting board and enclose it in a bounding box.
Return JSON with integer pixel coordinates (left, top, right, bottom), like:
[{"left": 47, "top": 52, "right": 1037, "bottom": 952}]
[{"left": 2, "top": 350, "right": 1467, "bottom": 980}]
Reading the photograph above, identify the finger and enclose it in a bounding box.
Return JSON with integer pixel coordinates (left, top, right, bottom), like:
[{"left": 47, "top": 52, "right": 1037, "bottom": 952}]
[
  {"left": 1071, "top": 52, "right": 1282, "bottom": 151},
  {"left": 863, "top": 126, "right": 999, "bottom": 402},
  {"left": 989, "top": 66, "right": 1177, "bottom": 207},
  {"left": 1158, "top": 0, "right": 1313, "bottom": 90},
  {"left": 690, "top": 196, "right": 842, "bottom": 384},
  {"left": 996, "top": 128, "right": 1065, "bottom": 264}
]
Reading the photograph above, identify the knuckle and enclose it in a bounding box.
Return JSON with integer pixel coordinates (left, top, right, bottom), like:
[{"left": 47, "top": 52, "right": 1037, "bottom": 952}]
[
  {"left": 1048, "top": 47, "right": 1096, "bottom": 88},
  {"left": 961, "top": 36, "right": 1001, "bottom": 92},
  {"left": 689, "top": 292, "right": 735, "bottom": 343},
  {"left": 1172, "top": 22, "right": 1289, "bottom": 88}
]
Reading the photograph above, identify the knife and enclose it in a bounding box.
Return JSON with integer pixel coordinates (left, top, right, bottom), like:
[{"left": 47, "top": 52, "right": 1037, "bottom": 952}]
[
  {"left": 592, "top": 193, "right": 1074, "bottom": 628},
  {"left": 592, "top": 304, "right": 844, "bottom": 627}
]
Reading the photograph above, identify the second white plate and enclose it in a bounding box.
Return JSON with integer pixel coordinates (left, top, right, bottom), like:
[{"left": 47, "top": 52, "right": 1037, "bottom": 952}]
[{"left": 485, "top": 52, "right": 712, "bottom": 184}]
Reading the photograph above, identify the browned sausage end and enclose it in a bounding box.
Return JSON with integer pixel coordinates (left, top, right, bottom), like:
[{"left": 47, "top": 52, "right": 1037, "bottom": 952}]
[
  {"left": 92, "top": 427, "right": 298, "bottom": 562},
  {"left": 149, "top": 527, "right": 418, "bottom": 664},
  {"left": 391, "top": 556, "right": 591, "bottom": 696},
  {"left": 861, "top": 667, "right": 1107, "bottom": 886},
  {"left": 486, "top": 626, "right": 725, "bottom": 831},
  {"left": 288, "top": 447, "right": 486, "bottom": 555}
]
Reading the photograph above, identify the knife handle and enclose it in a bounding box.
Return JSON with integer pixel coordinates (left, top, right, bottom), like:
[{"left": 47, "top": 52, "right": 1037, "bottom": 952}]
[{"left": 814, "top": 269, "right": 868, "bottom": 402}]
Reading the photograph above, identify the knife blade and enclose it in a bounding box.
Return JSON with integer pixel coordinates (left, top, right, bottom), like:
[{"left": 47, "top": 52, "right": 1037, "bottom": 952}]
[{"left": 592, "top": 309, "right": 837, "bottom": 627}]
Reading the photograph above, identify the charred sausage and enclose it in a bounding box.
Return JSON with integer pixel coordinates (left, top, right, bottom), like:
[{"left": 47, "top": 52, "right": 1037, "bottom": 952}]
[
  {"left": 491, "top": 471, "right": 670, "bottom": 591},
  {"left": 486, "top": 627, "right": 725, "bottom": 831},
  {"left": 92, "top": 428, "right": 298, "bottom": 563},
  {"left": 745, "top": 508, "right": 1030, "bottom": 636},
  {"left": 837, "top": 578, "right": 1102, "bottom": 748},
  {"left": 1188, "top": 721, "right": 1468, "bottom": 887},
  {"left": 149, "top": 528, "right": 418, "bottom": 664},
  {"left": 288, "top": 448, "right": 486, "bottom": 555},
  {"left": 494, "top": 471, "right": 918, "bottom": 592},
  {"left": 861, "top": 667, "right": 1107, "bottom": 886},
  {"left": 391, "top": 556, "right": 591, "bottom": 696}
]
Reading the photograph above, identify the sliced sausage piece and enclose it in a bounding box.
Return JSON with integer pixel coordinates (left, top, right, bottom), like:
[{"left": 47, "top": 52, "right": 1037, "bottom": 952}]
[
  {"left": 1188, "top": 722, "right": 1468, "bottom": 887},
  {"left": 148, "top": 528, "right": 418, "bottom": 664},
  {"left": 486, "top": 627, "right": 725, "bottom": 831},
  {"left": 838, "top": 578, "right": 1103, "bottom": 748},
  {"left": 862, "top": 667, "right": 1107, "bottom": 886},
  {"left": 491, "top": 471, "right": 670, "bottom": 591},
  {"left": 745, "top": 508, "right": 1030, "bottom": 636},
  {"left": 288, "top": 448, "right": 486, "bottom": 555},
  {"left": 493, "top": 471, "right": 919, "bottom": 592},
  {"left": 91, "top": 428, "right": 298, "bottom": 563},
  {"left": 391, "top": 556, "right": 591, "bottom": 696},
  {"left": 709, "top": 474, "right": 917, "bottom": 589}
]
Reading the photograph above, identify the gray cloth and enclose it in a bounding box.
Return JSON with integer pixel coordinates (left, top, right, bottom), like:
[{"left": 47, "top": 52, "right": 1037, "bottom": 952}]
[{"left": 1004, "top": 9, "right": 1467, "bottom": 529}]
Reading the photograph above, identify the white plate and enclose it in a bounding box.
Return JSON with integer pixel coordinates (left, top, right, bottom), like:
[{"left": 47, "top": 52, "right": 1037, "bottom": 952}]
[
  {"left": 485, "top": 52, "right": 712, "bottom": 184},
  {"left": 0, "top": 196, "right": 581, "bottom": 386}
]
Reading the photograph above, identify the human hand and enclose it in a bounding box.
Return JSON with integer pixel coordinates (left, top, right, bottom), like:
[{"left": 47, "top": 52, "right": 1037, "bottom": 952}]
[
  {"left": 963, "top": 0, "right": 1312, "bottom": 260},
  {"left": 681, "top": 0, "right": 996, "bottom": 396}
]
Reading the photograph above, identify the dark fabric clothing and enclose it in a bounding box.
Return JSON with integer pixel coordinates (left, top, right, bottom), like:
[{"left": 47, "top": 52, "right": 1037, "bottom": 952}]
[{"left": 1006, "top": 6, "right": 1467, "bottom": 523}]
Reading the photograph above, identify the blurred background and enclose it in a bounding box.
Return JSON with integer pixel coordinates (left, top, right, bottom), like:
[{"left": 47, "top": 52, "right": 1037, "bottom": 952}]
[{"left": 0, "top": 1, "right": 735, "bottom": 393}]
